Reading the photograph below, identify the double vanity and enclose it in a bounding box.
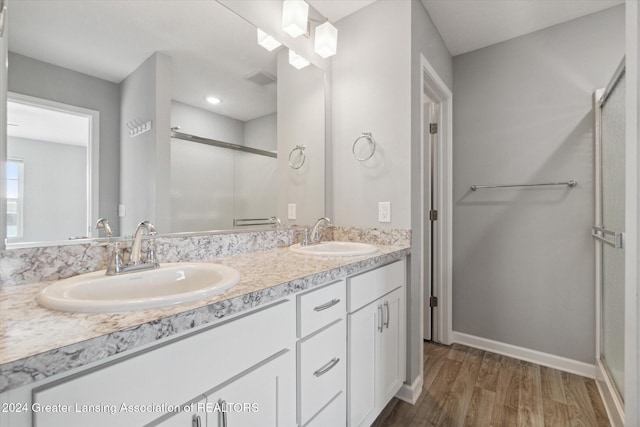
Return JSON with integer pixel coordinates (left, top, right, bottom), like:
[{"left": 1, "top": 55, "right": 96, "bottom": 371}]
[{"left": 0, "top": 229, "right": 409, "bottom": 427}]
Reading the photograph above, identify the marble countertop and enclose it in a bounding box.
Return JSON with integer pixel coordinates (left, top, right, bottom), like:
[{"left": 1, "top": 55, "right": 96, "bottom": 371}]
[{"left": 0, "top": 243, "right": 409, "bottom": 393}]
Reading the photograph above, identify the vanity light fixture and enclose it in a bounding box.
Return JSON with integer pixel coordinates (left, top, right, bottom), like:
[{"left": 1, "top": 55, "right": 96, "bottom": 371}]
[
  {"left": 205, "top": 96, "right": 222, "bottom": 105},
  {"left": 314, "top": 21, "right": 337, "bottom": 58},
  {"left": 288, "top": 49, "right": 310, "bottom": 69},
  {"left": 257, "top": 28, "right": 282, "bottom": 51},
  {"left": 282, "top": 0, "right": 309, "bottom": 38}
]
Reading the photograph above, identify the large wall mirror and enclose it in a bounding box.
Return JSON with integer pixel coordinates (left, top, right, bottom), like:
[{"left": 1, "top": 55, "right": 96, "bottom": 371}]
[{"left": 4, "top": 0, "right": 326, "bottom": 248}]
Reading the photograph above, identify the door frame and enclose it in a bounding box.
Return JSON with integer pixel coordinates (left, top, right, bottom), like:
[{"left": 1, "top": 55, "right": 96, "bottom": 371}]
[
  {"left": 419, "top": 54, "right": 452, "bottom": 347},
  {"left": 7, "top": 92, "right": 100, "bottom": 246}
]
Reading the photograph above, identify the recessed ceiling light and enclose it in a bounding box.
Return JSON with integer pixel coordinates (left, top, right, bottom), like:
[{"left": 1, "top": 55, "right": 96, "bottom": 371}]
[{"left": 205, "top": 96, "right": 222, "bottom": 105}]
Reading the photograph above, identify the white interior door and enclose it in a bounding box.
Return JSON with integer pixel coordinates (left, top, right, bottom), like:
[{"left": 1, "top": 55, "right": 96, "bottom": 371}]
[{"left": 423, "top": 95, "right": 440, "bottom": 341}]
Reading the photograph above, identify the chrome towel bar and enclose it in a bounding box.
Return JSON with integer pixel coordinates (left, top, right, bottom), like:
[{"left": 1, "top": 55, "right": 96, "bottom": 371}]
[
  {"left": 470, "top": 180, "right": 577, "bottom": 191},
  {"left": 592, "top": 226, "right": 624, "bottom": 249}
]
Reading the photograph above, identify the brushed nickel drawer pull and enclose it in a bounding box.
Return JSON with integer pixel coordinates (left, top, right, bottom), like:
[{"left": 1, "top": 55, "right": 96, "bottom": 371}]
[
  {"left": 314, "top": 298, "right": 340, "bottom": 312},
  {"left": 378, "top": 304, "right": 383, "bottom": 332},
  {"left": 384, "top": 301, "right": 390, "bottom": 329},
  {"left": 192, "top": 414, "right": 201, "bottom": 427},
  {"left": 314, "top": 357, "right": 340, "bottom": 377}
]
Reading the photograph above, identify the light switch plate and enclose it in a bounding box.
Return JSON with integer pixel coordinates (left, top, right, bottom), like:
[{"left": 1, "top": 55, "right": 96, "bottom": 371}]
[
  {"left": 118, "top": 204, "right": 126, "bottom": 218},
  {"left": 379, "top": 202, "right": 391, "bottom": 222},
  {"left": 288, "top": 203, "right": 296, "bottom": 220}
]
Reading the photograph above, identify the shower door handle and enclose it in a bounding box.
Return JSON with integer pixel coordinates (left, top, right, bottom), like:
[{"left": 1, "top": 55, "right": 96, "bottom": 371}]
[{"left": 592, "top": 226, "right": 624, "bottom": 249}]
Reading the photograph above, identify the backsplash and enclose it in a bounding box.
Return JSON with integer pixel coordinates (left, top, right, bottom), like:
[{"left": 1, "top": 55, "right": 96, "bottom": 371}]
[{"left": 0, "top": 227, "right": 410, "bottom": 287}]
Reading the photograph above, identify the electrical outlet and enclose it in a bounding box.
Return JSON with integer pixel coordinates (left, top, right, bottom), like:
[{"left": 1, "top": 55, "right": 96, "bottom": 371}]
[
  {"left": 288, "top": 203, "right": 297, "bottom": 220},
  {"left": 118, "top": 204, "right": 126, "bottom": 217},
  {"left": 379, "top": 202, "right": 391, "bottom": 223}
]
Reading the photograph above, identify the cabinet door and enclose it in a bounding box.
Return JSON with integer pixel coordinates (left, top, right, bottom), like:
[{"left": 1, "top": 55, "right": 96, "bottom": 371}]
[
  {"left": 207, "top": 350, "right": 295, "bottom": 427},
  {"left": 376, "top": 287, "right": 405, "bottom": 408},
  {"left": 347, "top": 301, "right": 380, "bottom": 427},
  {"left": 156, "top": 396, "right": 207, "bottom": 427}
]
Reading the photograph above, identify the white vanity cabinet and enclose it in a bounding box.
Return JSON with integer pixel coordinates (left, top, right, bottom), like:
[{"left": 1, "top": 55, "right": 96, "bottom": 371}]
[
  {"left": 296, "top": 280, "right": 347, "bottom": 427},
  {"left": 29, "top": 299, "right": 296, "bottom": 427},
  {"left": 347, "top": 261, "right": 406, "bottom": 427}
]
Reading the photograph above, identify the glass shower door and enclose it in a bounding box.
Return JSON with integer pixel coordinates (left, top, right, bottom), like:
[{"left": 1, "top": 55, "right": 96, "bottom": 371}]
[{"left": 598, "top": 70, "right": 625, "bottom": 401}]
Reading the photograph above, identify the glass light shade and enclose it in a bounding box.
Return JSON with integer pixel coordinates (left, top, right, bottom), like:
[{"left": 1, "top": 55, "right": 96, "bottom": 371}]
[
  {"left": 288, "top": 49, "right": 310, "bottom": 70},
  {"left": 282, "top": 0, "right": 309, "bottom": 38},
  {"left": 257, "top": 28, "right": 282, "bottom": 52},
  {"left": 205, "top": 96, "right": 221, "bottom": 105},
  {"left": 314, "top": 21, "right": 338, "bottom": 58}
]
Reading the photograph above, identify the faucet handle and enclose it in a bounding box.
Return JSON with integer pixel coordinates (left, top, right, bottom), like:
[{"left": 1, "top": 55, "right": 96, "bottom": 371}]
[
  {"left": 146, "top": 241, "right": 159, "bottom": 267},
  {"left": 301, "top": 228, "right": 310, "bottom": 246},
  {"left": 106, "top": 242, "right": 125, "bottom": 275}
]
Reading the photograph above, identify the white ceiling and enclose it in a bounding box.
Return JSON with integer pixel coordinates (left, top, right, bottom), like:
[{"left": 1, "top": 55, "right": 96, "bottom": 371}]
[
  {"left": 307, "top": 0, "right": 624, "bottom": 56},
  {"left": 421, "top": 0, "right": 625, "bottom": 56},
  {"left": 8, "top": 1, "right": 279, "bottom": 123},
  {"left": 8, "top": 101, "right": 90, "bottom": 146},
  {"left": 308, "top": 0, "right": 377, "bottom": 22}
]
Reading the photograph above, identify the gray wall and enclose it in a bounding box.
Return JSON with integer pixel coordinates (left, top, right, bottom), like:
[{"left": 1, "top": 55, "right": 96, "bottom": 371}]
[
  {"left": 332, "top": 0, "right": 412, "bottom": 229},
  {"left": 452, "top": 5, "right": 625, "bottom": 363},
  {"left": 332, "top": 0, "right": 452, "bottom": 386},
  {"left": 7, "top": 137, "right": 87, "bottom": 242},
  {"left": 277, "top": 50, "right": 325, "bottom": 226},
  {"left": 119, "top": 52, "right": 171, "bottom": 235},
  {"left": 8, "top": 52, "right": 121, "bottom": 235}
]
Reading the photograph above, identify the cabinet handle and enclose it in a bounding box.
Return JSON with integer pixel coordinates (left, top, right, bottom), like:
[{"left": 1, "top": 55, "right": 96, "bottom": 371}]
[
  {"left": 384, "top": 301, "right": 390, "bottom": 329},
  {"left": 192, "top": 414, "right": 201, "bottom": 427},
  {"left": 218, "top": 399, "right": 228, "bottom": 427},
  {"left": 314, "top": 298, "right": 340, "bottom": 312},
  {"left": 378, "top": 304, "right": 383, "bottom": 332},
  {"left": 314, "top": 357, "right": 340, "bottom": 377}
]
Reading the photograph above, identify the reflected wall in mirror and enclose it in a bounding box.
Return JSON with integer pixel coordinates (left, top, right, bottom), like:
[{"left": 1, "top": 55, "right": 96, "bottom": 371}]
[{"left": 5, "top": 0, "right": 326, "bottom": 247}]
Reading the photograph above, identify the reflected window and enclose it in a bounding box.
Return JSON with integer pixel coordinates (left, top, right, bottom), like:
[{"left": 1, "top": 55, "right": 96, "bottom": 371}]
[{"left": 6, "top": 159, "right": 24, "bottom": 238}]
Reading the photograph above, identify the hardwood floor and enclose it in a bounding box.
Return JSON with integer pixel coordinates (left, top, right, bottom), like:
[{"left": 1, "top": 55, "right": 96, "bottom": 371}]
[{"left": 372, "top": 342, "right": 610, "bottom": 427}]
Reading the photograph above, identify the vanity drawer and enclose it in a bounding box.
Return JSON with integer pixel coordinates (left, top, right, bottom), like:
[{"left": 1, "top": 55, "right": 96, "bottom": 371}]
[
  {"left": 298, "top": 319, "right": 346, "bottom": 425},
  {"left": 348, "top": 260, "right": 404, "bottom": 312},
  {"left": 298, "top": 280, "right": 346, "bottom": 338}
]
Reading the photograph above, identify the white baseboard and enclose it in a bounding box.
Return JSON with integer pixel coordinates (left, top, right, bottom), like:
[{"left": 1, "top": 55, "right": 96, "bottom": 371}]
[
  {"left": 595, "top": 359, "right": 625, "bottom": 426},
  {"left": 451, "top": 332, "right": 597, "bottom": 379},
  {"left": 395, "top": 375, "right": 423, "bottom": 405}
]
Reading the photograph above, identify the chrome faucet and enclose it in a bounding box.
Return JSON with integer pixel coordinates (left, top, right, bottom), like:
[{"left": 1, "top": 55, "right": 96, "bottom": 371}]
[
  {"left": 310, "top": 217, "right": 332, "bottom": 243},
  {"left": 106, "top": 221, "right": 160, "bottom": 275},
  {"left": 95, "top": 217, "right": 113, "bottom": 238},
  {"left": 130, "top": 221, "right": 156, "bottom": 265}
]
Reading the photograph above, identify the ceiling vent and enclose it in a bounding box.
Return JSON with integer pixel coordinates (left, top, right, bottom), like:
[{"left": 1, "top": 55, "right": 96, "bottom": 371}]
[{"left": 244, "top": 70, "right": 277, "bottom": 86}]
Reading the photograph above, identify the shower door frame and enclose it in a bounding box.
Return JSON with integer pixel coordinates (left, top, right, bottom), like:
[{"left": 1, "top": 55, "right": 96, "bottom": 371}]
[{"left": 594, "top": 58, "right": 626, "bottom": 427}]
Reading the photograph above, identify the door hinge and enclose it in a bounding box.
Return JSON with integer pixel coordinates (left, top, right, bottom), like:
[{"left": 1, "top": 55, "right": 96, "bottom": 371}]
[
  {"left": 429, "top": 296, "right": 438, "bottom": 308},
  {"left": 429, "top": 123, "right": 438, "bottom": 134},
  {"left": 429, "top": 210, "right": 438, "bottom": 221}
]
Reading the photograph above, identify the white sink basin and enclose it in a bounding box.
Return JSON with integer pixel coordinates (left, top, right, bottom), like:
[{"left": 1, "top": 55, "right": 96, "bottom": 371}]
[
  {"left": 38, "top": 263, "right": 240, "bottom": 313},
  {"left": 289, "top": 241, "right": 377, "bottom": 257}
]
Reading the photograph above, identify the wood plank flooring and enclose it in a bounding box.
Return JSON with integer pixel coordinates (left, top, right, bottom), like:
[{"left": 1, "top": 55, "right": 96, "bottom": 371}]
[{"left": 372, "top": 342, "right": 610, "bottom": 427}]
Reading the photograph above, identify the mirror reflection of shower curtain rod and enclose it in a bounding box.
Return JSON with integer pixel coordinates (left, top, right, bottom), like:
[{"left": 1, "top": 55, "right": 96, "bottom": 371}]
[{"left": 170, "top": 130, "right": 277, "bottom": 159}]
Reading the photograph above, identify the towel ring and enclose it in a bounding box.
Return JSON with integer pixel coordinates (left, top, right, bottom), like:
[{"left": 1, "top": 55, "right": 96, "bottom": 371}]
[
  {"left": 289, "top": 145, "right": 306, "bottom": 169},
  {"left": 352, "top": 132, "right": 376, "bottom": 161}
]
